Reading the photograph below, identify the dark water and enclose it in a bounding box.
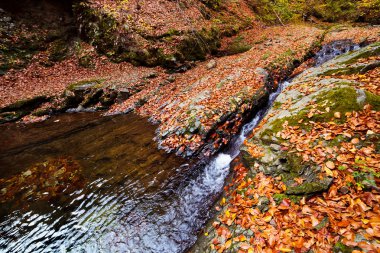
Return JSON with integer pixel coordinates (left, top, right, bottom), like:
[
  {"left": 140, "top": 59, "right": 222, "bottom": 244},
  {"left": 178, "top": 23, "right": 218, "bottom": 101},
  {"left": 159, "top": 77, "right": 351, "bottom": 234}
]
[
  {"left": 0, "top": 113, "right": 192, "bottom": 252},
  {"left": 0, "top": 112, "right": 246, "bottom": 253}
]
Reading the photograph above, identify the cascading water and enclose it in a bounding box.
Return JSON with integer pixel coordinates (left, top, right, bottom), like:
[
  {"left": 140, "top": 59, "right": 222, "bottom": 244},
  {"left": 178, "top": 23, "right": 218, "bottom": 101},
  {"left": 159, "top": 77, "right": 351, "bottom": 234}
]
[
  {"left": 0, "top": 42, "right": 360, "bottom": 253},
  {"left": 314, "top": 40, "right": 360, "bottom": 66}
]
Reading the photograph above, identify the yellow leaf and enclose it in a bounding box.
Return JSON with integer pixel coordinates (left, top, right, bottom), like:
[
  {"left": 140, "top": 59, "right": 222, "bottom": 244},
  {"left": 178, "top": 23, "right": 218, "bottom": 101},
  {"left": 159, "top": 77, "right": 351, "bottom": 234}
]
[
  {"left": 279, "top": 247, "right": 292, "bottom": 252},
  {"left": 361, "top": 219, "right": 369, "bottom": 225},
  {"left": 225, "top": 239, "right": 232, "bottom": 249},
  {"left": 239, "top": 235, "right": 246, "bottom": 242},
  {"left": 324, "top": 166, "right": 334, "bottom": 177},
  {"left": 225, "top": 210, "right": 230, "bottom": 218},
  {"left": 263, "top": 215, "right": 272, "bottom": 222},
  {"left": 248, "top": 249, "right": 254, "bottom": 253}
]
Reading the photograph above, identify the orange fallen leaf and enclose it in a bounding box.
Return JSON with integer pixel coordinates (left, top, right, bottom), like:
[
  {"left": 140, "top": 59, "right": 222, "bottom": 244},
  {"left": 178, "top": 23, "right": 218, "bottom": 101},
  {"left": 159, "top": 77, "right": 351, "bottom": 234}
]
[{"left": 326, "top": 161, "right": 335, "bottom": 169}]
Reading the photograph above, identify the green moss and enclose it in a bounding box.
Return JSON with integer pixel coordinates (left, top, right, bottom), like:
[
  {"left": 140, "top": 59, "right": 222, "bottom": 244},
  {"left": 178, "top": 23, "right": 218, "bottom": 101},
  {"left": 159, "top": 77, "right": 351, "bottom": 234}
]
[
  {"left": 273, "top": 101, "right": 282, "bottom": 110},
  {"left": 178, "top": 28, "right": 221, "bottom": 61},
  {"left": 273, "top": 193, "right": 302, "bottom": 204},
  {"left": 249, "top": 0, "right": 304, "bottom": 24},
  {"left": 67, "top": 79, "right": 105, "bottom": 91},
  {"left": 260, "top": 87, "right": 366, "bottom": 141},
  {"left": 322, "top": 65, "right": 376, "bottom": 76},
  {"left": 78, "top": 55, "right": 95, "bottom": 68},
  {"left": 286, "top": 182, "right": 330, "bottom": 195},
  {"left": 327, "top": 135, "right": 348, "bottom": 147},
  {"left": 314, "top": 216, "right": 329, "bottom": 230},
  {"left": 0, "top": 111, "right": 26, "bottom": 124},
  {"left": 1, "top": 96, "right": 48, "bottom": 112},
  {"left": 32, "top": 108, "right": 50, "bottom": 117},
  {"left": 311, "top": 0, "right": 357, "bottom": 22},
  {"left": 226, "top": 36, "right": 252, "bottom": 55},
  {"left": 333, "top": 242, "right": 355, "bottom": 253},
  {"left": 261, "top": 52, "right": 271, "bottom": 61},
  {"left": 49, "top": 40, "right": 70, "bottom": 62},
  {"left": 312, "top": 87, "right": 361, "bottom": 122},
  {"left": 365, "top": 91, "right": 380, "bottom": 111}
]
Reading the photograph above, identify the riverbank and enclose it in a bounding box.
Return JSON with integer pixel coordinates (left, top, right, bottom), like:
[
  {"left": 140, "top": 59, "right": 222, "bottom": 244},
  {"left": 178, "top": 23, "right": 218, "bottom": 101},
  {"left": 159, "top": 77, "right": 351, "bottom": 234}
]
[
  {"left": 192, "top": 41, "right": 380, "bottom": 252},
  {"left": 2, "top": 24, "right": 380, "bottom": 159}
]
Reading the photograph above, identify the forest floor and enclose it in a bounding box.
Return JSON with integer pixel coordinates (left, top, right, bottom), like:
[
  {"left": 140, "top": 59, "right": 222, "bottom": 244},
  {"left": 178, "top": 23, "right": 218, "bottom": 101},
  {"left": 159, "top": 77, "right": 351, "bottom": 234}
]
[{"left": 192, "top": 34, "right": 380, "bottom": 253}]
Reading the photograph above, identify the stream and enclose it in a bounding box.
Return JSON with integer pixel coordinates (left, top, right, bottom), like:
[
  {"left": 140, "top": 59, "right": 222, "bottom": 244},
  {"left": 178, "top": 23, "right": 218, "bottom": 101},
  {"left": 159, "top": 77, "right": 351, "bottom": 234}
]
[
  {"left": 0, "top": 41, "right": 359, "bottom": 253},
  {"left": 0, "top": 83, "right": 288, "bottom": 253}
]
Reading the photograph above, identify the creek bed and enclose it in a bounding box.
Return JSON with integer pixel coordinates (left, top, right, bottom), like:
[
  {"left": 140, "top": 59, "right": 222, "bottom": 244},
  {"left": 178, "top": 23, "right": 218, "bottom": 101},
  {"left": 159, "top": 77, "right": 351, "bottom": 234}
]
[{"left": 0, "top": 40, "right": 361, "bottom": 253}]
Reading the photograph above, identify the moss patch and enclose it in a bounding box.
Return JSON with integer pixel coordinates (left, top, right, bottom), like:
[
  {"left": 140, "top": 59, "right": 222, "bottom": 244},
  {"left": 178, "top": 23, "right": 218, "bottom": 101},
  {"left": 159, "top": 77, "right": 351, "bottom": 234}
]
[
  {"left": 286, "top": 181, "right": 330, "bottom": 195},
  {"left": 273, "top": 193, "right": 302, "bottom": 204},
  {"left": 67, "top": 79, "right": 105, "bottom": 91},
  {"left": 365, "top": 91, "right": 380, "bottom": 111},
  {"left": 260, "top": 86, "right": 366, "bottom": 139},
  {"left": 225, "top": 35, "right": 252, "bottom": 55}
]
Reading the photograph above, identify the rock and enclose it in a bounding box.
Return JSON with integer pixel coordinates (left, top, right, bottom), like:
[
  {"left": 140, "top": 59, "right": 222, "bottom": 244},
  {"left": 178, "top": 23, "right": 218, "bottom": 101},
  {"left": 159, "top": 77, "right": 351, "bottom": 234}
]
[
  {"left": 64, "top": 89, "right": 75, "bottom": 98},
  {"left": 257, "top": 196, "right": 270, "bottom": 213},
  {"left": 338, "top": 186, "right": 350, "bottom": 195},
  {"left": 269, "top": 144, "right": 281, "bottom": 151},
  {"left": 22, "top": 170, "right": 32, "bottom": 177},
  {"left": 1, "top": 188, "right": 7, "bottom": 195},
  {"left": 206, "top": 59, "right": 217, "bottom": 69},
  {"left": 254, "top": 67, "right": 269, "bottom": 85},
  {"left": 146, "top": 72, "right": 158, "bottom": 79},
  {"left": 167, "top": 75, "right": 176, "bottom": 83},
  {"left": 286, "top": 178, "right": 333, "bottom": 195}
]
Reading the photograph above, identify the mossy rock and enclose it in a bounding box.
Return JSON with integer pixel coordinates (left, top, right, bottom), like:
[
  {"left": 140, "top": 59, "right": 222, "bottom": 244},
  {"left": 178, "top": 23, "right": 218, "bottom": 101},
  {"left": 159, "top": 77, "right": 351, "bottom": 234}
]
[
  {"left": 333, "top": 242, "right": 359, "bottom": 253},
  {"left": 67, "top": 79, "right": 105, "bottom": 91},
  {"left": 260, "top": 86, "right": 376, "bottom": 139},
  {"left": 48, "top": 39, "right": 70, "bottom": 62},
  {"left": 225, "top": 35, "right": 252, "bottom": 55},
  {"left": 0, "top": 111, "right": 26, "bottom": 124},
  {"left": 286, "top": 180, "right": 332, "bottom": 195},
  {"left": 273, "top": 193, "right": 302, "bottom": 204},
  {"left": 0, "top": 96, "right": 49, "bottom": 113}
]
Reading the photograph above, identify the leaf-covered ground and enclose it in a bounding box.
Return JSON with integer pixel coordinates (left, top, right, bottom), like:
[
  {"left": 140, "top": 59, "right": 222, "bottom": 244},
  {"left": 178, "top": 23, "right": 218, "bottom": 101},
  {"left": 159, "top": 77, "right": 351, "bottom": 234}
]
[
  {"left": 193, "top": 42, "right": 380, "bottom": 253},
  {"left": 1, "top": 25, "right": 380, "bottom": 157}
]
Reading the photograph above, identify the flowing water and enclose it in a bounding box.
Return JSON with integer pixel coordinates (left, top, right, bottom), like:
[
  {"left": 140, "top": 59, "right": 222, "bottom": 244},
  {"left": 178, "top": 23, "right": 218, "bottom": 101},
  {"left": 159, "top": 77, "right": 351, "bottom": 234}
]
[
  {"left": 0, "top": 42, "right": 359, "bottom": 253},
  {"left": 314, "top": 40, "right": 360, "bottom": 66}
]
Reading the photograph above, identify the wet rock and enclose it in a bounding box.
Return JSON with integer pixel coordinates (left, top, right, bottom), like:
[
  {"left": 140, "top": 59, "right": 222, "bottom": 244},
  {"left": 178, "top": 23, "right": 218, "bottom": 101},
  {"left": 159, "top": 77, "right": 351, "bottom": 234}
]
[{"left": 117, "top": 88, "right": 131, "bottom": 102}]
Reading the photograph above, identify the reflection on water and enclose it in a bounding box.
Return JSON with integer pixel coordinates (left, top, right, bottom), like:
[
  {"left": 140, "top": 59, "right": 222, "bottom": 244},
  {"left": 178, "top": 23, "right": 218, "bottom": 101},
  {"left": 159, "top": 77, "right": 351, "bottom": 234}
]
[
  {"left": 0, "top": 113, "right": 194, "bottom": 252},
  {"left": 0, "top": 112, "right": 238, "bottom": 253}
]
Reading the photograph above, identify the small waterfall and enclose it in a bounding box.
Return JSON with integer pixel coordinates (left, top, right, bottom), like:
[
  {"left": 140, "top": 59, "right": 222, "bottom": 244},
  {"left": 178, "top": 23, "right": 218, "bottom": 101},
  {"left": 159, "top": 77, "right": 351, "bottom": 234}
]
[{"left": 315, "top": 40, "right": 360, "bottom": 66}]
